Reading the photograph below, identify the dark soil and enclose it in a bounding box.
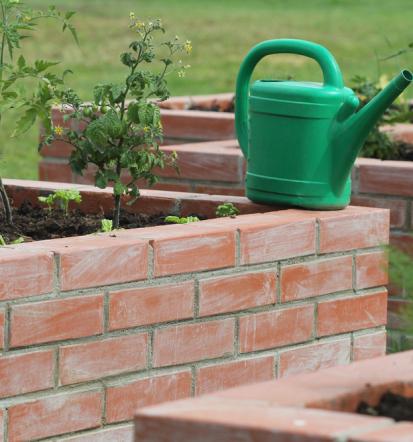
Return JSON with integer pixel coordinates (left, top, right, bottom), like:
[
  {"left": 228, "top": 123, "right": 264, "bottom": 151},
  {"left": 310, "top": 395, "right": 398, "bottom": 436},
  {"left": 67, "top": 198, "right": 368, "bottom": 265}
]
[
  {"left": 357, "top": 391, "right": 413, "bottom": 422},
  {"left": 189, "top": 96, "right": 235, "bottom": 113},
  {"left": 0, "top": 201, "right": 170, "bottom": 243}
]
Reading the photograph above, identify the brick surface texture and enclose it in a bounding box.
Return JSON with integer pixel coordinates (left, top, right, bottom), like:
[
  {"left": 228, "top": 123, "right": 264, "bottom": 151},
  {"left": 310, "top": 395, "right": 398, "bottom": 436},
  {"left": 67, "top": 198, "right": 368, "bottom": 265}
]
[{"left": 0, "top": 179, "right": 390, "bottom": 441}]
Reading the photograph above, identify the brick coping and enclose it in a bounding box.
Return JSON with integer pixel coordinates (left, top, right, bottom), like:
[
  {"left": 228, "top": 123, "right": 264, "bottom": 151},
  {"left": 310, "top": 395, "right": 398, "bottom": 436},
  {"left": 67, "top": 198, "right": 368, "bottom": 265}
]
[{"left": 134, "top": 350, "right": 413, "bottom": 441}]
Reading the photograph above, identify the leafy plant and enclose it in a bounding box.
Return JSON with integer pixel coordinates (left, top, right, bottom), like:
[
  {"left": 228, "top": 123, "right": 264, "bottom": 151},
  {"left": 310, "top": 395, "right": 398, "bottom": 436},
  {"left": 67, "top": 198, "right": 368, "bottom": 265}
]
[
  {"left": 38, "top": 189, "right": 81, "bottom": 215},
  {"left": 164, "top": 215, "right": 199, "bottom": 224},
  {"left": 45, "top": 15, "right": 191, "bottom": 229},
  {"left": 100, "top": 218, "right": 113, "bottom": 233},
  {"left": 215, "top": 202, "right": 240, "bottom": 218},
  {"left": 0, "top": 234, "right": 23, "bottom": 246},
  {"left": 352, "top": 75, "right": 413, "bottom": 160},
  {"left": 0, "top": 0, "right": 77, "bottom": 225}
]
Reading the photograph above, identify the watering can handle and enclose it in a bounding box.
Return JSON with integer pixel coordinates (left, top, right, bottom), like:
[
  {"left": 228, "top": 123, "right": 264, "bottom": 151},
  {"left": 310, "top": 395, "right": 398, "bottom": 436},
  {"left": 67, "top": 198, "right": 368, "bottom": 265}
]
[{"left": 235, "top": 39, "right": 344, "bottom": 157}]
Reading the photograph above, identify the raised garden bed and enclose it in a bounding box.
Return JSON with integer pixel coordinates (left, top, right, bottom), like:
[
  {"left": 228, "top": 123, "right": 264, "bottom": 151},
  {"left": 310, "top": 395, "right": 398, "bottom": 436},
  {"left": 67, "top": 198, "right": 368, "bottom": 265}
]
[
  {"left": 39, "top": 93, "right": 413, "bottom": 346},
  {"left": 134, "top": 350, "right": 413, "bottom": 441},
  {"left": 0, "top": 179, "right": 389, "bottom": 441}
]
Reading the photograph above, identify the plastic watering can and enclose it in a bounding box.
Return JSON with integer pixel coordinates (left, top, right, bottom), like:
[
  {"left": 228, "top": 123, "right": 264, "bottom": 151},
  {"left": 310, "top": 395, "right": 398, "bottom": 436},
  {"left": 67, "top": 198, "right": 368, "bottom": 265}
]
[{"left": 235, "top": 39, "right": 412, "bottom": 209}]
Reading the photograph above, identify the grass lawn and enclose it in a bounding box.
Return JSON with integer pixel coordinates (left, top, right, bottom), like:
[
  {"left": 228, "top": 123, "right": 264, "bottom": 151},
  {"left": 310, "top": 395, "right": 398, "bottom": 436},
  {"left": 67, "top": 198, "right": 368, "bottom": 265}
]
[{"left": 1, "top": 0, "right": 412, "bottom": 179}]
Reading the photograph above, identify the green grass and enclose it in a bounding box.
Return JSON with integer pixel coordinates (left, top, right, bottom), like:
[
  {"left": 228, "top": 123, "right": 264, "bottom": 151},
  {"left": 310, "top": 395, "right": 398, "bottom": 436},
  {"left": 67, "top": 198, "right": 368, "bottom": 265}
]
[{"left": 1, "top": 0, "right": 412, "bottom": 179}]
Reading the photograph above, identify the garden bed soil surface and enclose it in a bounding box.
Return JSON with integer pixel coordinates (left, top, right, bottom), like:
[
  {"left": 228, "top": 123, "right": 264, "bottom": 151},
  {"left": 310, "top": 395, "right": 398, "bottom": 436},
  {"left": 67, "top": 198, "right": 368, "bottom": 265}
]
[
  {"left": 0, "top": 202, "right": 172, "bottom": 242},
  {"left": 357, "top": 391, "right": 413, "bottom": 422}
]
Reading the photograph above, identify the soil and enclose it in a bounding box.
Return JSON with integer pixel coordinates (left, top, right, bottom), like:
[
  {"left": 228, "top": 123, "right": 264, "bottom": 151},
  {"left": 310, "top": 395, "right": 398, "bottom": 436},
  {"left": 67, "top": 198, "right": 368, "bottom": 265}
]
[
  {"left": 357, "top": 391, "right": 413, "bottom": 422},
  {"left": 0, "top": 201, "right": 172, "bottom": 243}
]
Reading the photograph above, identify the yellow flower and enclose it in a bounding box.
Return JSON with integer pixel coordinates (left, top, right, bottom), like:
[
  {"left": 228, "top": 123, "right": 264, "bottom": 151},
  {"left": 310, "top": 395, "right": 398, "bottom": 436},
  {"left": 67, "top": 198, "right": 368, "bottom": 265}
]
[
  {"left": 129, "top": 12, "right": 135, "bottom": 19},
  {"left": 54, "top": 125, "right": 64, "bottom": 137},
  {"left": 134, "top": 20, "right": 145, "bottom": 31},
  {"left": 184, "top": 40, "right": 192, "bottom": 54},
  {"left": 178, "top": 70, "right": 186, "bottom": 78},
  {"left": 143, "top": 126, "right": 150, "bottom": 133},
  {"left": 22, "top": 15, "right": 31, "bottom": 23}
]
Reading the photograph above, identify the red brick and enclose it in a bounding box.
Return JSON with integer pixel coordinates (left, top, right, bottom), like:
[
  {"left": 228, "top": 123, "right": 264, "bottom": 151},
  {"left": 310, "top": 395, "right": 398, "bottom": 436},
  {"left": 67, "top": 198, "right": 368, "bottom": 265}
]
[
  {"left": 351, "top": 422, "right": 413, "bottom": 442},
  {"left": 194, "top": 184, "right": 245, "bottom": 196},
  {"left": 57, "top": 237, "right": 148, "bottom": 290},
  {"left": 106, "top": 370, "right": 192, "bottom": 423},
  {"left": 239, "top": 305, "right": 314, "bottom": 353},
  {"left": 0, "top": 350, "right": 54, "bottom": 398},
  {"left": 8, "top": 391, "right": 102, "bottom": 441},
  {"left": 152, "top": 229, "right": 236, "bottom": 277},
  {"left": 280, "top": 256, "right": 353, "bottom": 302},
  {"left": 0, "top": 409, "right": 3, "bottom": 441},
  {"left": 359, "top": 160, "right": 413, "bottom": 197},
  {"left": 196, "top": 356, "right": 275, "bottom": 395},
  {"left": 152, "top": 182, "right": 193, "bottom": 193},
  {"left": 279, "top": 339, "right": 351, "bottom": 378},
  {"left": 158, "top": 142, "right": 242, "bottom": 183},
  {"left": 60, "top": 424, "right": 134, "bottom": 442},
  {"left": 153, "top": 319, "right": 235, "bottom": 367},
  {"left": 161, "top": 109, "right": 235, "bottom": 141},
  {"left": 10, "top": 294, "right": 103, "bottom": 347},
  {"left": 240, "top": 217, "right": 316, "bottom": 264},
  {"left": 0, "top": 249, "right": 53, "bottom": 301},
  {"left": 319, "top": 209, "right": 389, "bottom": 253},
  {"left": 391, "top": 232, "right": 413, "bottom": 258},
  {"left": 109, "top": 281, "right": 194, "bottom": 330},
  {"left": 350, "top": 195, "right": 407, "bottom": 229},
  {"left": 353, "top": 331, "right": 387, "bottom": 361},
  {"left": 39, "top": 161, "right": 73, "bottom": 183},
  {"left": 0, "top": 308, "right": 4, "bottom": 350},
  {"left": 317, "top": 291, "right": 388, "bottom": 337},
  {"left": 356, "top": 251, "right": 388, "bottom": 289},
  {"left": 40, "top": 138, "right": 74, "bottom": 158},
  {"left": 60, "top": 333, "right": 148, "bottom": 385},
  {"left": 199, "top": 271, "right": 276, "bottom": 317},
  {"left": 134, "top": 398, "right": 391, "bottom": 442}
]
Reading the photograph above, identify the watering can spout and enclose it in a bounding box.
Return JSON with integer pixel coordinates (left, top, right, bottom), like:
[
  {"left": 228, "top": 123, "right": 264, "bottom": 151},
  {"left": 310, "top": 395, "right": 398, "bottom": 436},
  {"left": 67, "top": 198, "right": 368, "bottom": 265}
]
[{"left": 334, "top": 69, "right": 413, "bottom": 192}]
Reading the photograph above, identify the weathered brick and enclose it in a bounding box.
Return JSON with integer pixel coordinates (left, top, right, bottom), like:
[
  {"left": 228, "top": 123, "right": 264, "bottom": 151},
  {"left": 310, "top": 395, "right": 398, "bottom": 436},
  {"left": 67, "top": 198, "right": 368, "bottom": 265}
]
[
  {"left": 351, "top": 422, "right": 413, "bottom": 442},
  {"left": 196, "top": 355, "right": 275, "bottom": 395},
  {"left": 60, "top": 424, "right": 134, "bottom": 442},
  {"left": 153, "top": 319, "right": 235, "bottom": 367},
  {"left": 109, "top": 281, "right": 194, "bottom": 330},
  {"left": 38, "top": 161, "right": 73, "bottom": 183},
  {"left": 152, "top": 229, "right": 236, "bottom": 277},
  {"left": 239, "top": 305, "right": 314, "bottom": 353},
  {"left": 199, "top": 271, "right": 276, "bottom": 317},
  {"left": 10, "top": 294, "right": 104, "bottom": 347},
  {"left": 60, "top": 333, "right": 148, "bottom": 385},
  {"left": 240, "top": 217, "right": 316, "bottom": 265},
  {"left": 359, "top": 160, "right": 413, "bottom": 197},
  {"left": 353, "top": 331, "right": 387, "bottom": 361},
  {"left": 319, "top": 209, "right": 389, "bottom": 253},
  {"left": 8, "top": 390, "right": 102, "bottom": 441},
  {"left": 0, "top": 408, "right": 3, "bottom": 442},
  {"left": 0, "top": 308, "right": 4, "bottom": 350},
  {"left": 350, "top": 195, "right": 407, "bottom": 229},
  {"left": 280, "top": 256, "right": 353, "bottom": 302},
  {"left": 0, "top": 248, "right": 53, "bottom": 301},
  {"left": 58, "top": 237, "right": 148, "bottom": 290},
  {"left": 106, "top": 370, "right": 192, "bottom": 423},
  {"left": 279, "top": 339, "right": 351, "bottom": 378},
  {"left": 317, "top": 291, "right": 388, "bottom": 337},
  {"left": 0, "top": 350, "right": 54, "bottom": 398},
  {"left": 356, "top": 251, "right": 388, "bottom": 289}
]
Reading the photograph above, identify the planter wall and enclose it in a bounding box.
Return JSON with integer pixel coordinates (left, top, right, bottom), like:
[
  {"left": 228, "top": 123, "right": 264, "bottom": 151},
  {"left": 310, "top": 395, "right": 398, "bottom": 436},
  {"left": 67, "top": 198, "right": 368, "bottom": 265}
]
[
  {"left": 39, "top": 95, "right": 413, "bottom": 345},
  {"left": 0, "top": 179, "right": 389, "bottom": 441},
  {"left": 134, "top": 350, "right": 413, "bottom": 441}
]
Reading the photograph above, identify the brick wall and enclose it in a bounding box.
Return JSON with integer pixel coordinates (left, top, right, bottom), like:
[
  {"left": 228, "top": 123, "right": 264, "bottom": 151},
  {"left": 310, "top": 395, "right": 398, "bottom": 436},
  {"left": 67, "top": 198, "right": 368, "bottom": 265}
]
[
  {"left": 0, "top": 180, "right": 390, "bottom": 441},
  {"left": 134, "top": 350, "right": 413, "bottom": 442}
]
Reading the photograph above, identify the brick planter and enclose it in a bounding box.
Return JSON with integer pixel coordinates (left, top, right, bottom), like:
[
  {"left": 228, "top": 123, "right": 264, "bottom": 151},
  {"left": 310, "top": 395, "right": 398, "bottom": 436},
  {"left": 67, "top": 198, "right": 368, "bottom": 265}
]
[
  {"left": 0, "top": 179, "right": 390, "bottom": 441},
  {"left": 134, "top": 350, "right": 413, "bottom": 441},
  {"left": 39, "top": 94, "right": 413, "bottom": 345}
]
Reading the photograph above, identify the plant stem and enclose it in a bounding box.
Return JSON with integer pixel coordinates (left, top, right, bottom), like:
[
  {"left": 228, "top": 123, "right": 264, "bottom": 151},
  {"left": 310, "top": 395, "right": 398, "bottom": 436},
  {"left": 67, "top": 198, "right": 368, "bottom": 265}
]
[
  {"left": 113, "top": 160, "right": 122, "bottom": 229},
  {"left": 0, "top": 177, "right": 12, "bottom": 224}
]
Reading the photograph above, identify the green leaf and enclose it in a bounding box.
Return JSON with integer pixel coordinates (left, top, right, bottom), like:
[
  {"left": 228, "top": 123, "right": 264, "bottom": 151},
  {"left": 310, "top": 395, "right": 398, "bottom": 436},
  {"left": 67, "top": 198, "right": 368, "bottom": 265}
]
[
  {"left": 95, "top": 171, "right": 108, "bottom": 189},
  {"left": 13, "top": 108, "right": 37, "bottom": 136},
  {"left": 85, "top": 118, "right": 109, "bottom": 148},
  {"left": 114, "top": 181, "right": 126, "bottom": 196},
  {"left": 17, "top": 55, "right": 26, "bottom": 70},
  {"left": 34, "top": 59, "right": 59, "bottom": 73}
]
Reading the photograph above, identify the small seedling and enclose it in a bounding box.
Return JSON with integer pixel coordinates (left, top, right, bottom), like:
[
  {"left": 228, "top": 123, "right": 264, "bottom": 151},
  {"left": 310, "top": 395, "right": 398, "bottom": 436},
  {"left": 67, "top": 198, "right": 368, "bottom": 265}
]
[
  {"left": 100, "top": 218, "right": 113, "bottom": 233},
  {"left": 0, "top": 235, "right": 24, "bottom": 247},
  {"left": 215, "top": 202, "right": 240, "bottom": 218},
  {"left": 38, "top": 189, "right": 82, "bottom": 215},
  {"left": 164, "top": 215, "right": 200, "bottom": 224}
]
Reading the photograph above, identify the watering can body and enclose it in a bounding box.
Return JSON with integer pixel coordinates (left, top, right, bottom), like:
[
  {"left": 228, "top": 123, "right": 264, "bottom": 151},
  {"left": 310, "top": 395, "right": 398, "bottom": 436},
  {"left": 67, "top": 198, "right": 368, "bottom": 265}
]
[{"left": 236, "top": 39, "right": 412, "bottom": 209}]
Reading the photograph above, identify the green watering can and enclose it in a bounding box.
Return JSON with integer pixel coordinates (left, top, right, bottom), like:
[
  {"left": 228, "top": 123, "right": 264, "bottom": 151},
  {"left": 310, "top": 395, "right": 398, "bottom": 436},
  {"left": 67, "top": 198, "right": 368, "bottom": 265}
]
[{"left": 235, "top": 39, "right": 412, "bottom": 209}]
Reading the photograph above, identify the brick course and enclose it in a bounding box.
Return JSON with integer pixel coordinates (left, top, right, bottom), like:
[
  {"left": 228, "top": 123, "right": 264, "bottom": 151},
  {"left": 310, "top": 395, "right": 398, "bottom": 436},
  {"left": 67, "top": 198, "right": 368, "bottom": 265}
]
[{"left": 0, "top": 179, "right": 390, "bottom": 441}]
